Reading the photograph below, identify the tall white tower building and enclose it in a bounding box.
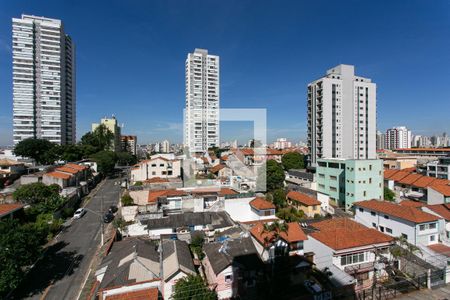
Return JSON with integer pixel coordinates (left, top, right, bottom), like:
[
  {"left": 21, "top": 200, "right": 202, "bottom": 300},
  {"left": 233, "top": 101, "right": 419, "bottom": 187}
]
[
  {"left": 385, "top": 126, "right": 411, "bottom": 150},
  {"left": 12, "top": 15, "right": 75, "bottom": 145},
  {"left": 307, "top": 64, "right": 377, "bottom": 166},
  {"left": 184, "top": 48, "right": 219, "bottom": 153}
]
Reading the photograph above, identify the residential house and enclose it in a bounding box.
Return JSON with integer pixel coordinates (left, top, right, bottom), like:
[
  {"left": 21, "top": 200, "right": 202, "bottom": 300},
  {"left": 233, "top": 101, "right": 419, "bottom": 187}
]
[
  {"left": 0, "top": 158, "right": 25, "bottom": 178},
  {"left": 131, "top": 156, "right": 181, "bottom": 183},
  {"left": 95, "top": 237, "right": 161, "bottom": 300},
  {"left": 249, "top": 197, "right": 276, "bottom": 219},
  {"left": 203, "top": 237, "right": 262, "bottom": 299},
  {"left": 43, "top": 171, "right": 73, "bottom": 188},
  {"left": 422, "top": 204, "right": 450, "bottom": 245},
  {"left": 427, "top": 184, "right": 450, "bottom": 205},
  {"left": 354, "top": 199, "right": 440, "bottom": 246},
  {"left": 161, "top": 239, "right": 197, "bottom": 299},
  {"left": 286, "top": 191, "right": 322, "bottom": 217},
  {"left": 250, "top": 221, "right": 308, "bottom": 262},
  {"left": 0, "top": 203, "right": 24, "bottom": 220},
  {"left": 304, "top": 218, "right": 393, "bottom": 291},
  {"left": 209, "top": 164, "right": 233, "bottom": 178}
]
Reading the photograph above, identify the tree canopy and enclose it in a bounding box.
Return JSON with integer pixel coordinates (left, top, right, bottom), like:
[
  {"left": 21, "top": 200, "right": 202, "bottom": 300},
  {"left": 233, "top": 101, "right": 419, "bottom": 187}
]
[
  {"left": 265, "top": 160, "right": 285, "bottom": 192},
  {"left": 80, "top": 124, "right": 114, "bottom": 152},
  {"left": 281, "top": 152, "right": 305, "bottom": 170},
  {"left": 91, "top": 150, "right": 117, "bottom": 174},
  {"left": 172, "top": 275, "right": 216, "bottom": 300},
  {"left": 116, "top": 151, "right": 137, "bottom": 166},
  {"left": 13, "top": 138, "right": 57, "bottom": 165},
  {"left": 384, "top": 187, "right": 395, "bottom": 201},
  {"left": 0, "top": 219, "right": 43, "bottom": 296},
  {"left": 13, "top": 182, "right": 60, "bottom": 205}
]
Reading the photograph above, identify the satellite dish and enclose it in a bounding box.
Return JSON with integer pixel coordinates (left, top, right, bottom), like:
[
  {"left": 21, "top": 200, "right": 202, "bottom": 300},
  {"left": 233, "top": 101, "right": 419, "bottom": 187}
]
[{"left": 445, "top": 223, "right": 450, "bottom": 232}]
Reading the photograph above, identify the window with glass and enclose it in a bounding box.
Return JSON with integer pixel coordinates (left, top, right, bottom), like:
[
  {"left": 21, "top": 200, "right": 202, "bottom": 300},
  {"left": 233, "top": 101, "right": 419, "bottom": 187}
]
[{"left": 340, "top": 252, "right": 366, "bottom": 266}]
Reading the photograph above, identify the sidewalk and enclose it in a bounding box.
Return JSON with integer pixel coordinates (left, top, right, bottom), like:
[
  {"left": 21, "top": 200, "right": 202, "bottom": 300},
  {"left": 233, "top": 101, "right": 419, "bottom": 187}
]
[{"left": 396, "top": 285, "right": 450, "bottom": 300}]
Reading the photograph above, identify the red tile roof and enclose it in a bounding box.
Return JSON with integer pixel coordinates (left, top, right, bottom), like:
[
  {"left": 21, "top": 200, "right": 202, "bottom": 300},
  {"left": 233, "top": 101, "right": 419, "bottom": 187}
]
[
  {"left": 0, "top": 203, "right": 24, "bottom": 217},
  {"left": 426, "top": 204, "right": 450, "bottom": 221},
  {"left": 354, "top": 199, "right": 440, "bottom": 223},
  {"left": 55, "top": 166, "right": 79, "bottom": 174},
  {"left": 209, "top": 164, "right": 226, "bottom": 174},
  {"left": 218, "top": 188, "right": 239, "bottom": 196},
  {"left": 143, "top": 177, "right": 169, "bottom": 184},
  {"left": 287, "top": 191, "right": 321, "bottom": 206},
  {"left": 429, "top": 184, "right": 450, "bottom": 197},
  {"left": 250, "top": 197, "right": 276, "bottom": 210},
  {"left": 411, "top": 176, "right": 438, "bottom": 188},
  {"left": 384, "top": 169, "right": 400, "bottom": 180},
  {"left": 396, "top": 148, "right": 450, "bottom": 152},
  {"left": 389, "top": 170, "right": 412, "bottom": 182},
  {"left": 45, "top": 171, "right": 72, "bottom": 180},
  {"left": 402, "top": 167, "right": 416, "bottom": 173},
  {"left": 428, "top": 243, "right": 450, "bottom": 257},
  {"left": 105, "top": 287, "right": 159, "bottom": 300},
  {"left": 399, "top": 200, "right": 425, "bottom": 208},
  {"left": 65, "top": 163, "right": 88, "bottom": 171},
  {"left": 397, "top": 173, "right": 423, "bottom": 185},
  {"left": 250, "top": 222, "right": 307, "bottom": 246},
  {"left": 310, "top": 218, "right": 393, "bottom": 250},
  {"left": 147, "top": 189, "right": 187, "bottom": 203}
]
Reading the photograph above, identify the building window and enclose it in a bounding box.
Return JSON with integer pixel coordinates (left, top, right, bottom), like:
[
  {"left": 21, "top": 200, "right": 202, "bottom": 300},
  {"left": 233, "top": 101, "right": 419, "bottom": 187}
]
[
  {"left": 372, "top": 223, "right": 377, "bottom": 228},
  {"left": 430, "top": 235, "right": 435, "bottom": 242},
  {"left": 330, "top": 186, "right": 337, "bottom": 192},
  {"left": 379, "top": 226, "right": 385, "bottom": 232},
  {"left": 384, "top": 215, "right": 389, "bottom": 219},
  {"left": 429, "top": 223, "right": 437, "bottom": 229},
  {"left": 330, "top": 175, "right": 337, "bottom": 180},
  {"left": 371, "top": 211, "right": 376, "bottom": 216},
  {"left": 358, "top": 208, "right": 364, "bottom": 212},
  {"left": 225, "top": 274, "right": 233, "bottom": 283},
  {"left": 363, "top": 191, "right": 366, "bottom": 197},
  {"left": 151, "top": 164, "right": 157, "bottom": 167},
  {"left": 340, "top": 252, "right": 365, "bottom": 266},
  {"left": 420, "top": 224, "right": 425, "bottom": 231},
  {"left": 319, "top": 173, "right": 325, "bottom": 178},
  {"left": 386, "top": 227, "right": 393, "bottom": 234},
  {"left": 402, "top": 233, "right": 408, "bottom": 240},
  {"left": 152, "top": 171, "right": 156, "bottom": 175}
]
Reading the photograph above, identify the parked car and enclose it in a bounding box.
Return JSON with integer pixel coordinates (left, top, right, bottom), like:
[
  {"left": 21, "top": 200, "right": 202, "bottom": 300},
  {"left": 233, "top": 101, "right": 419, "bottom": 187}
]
[
  {"left": 73, "top": 208, "right": 86, "bottom": 219},
  {"left": 103, "top": 212, "right": 114, "bottom": 223},
  {"left": 108, "top": 205, "right": 118, "bottom": 213}
]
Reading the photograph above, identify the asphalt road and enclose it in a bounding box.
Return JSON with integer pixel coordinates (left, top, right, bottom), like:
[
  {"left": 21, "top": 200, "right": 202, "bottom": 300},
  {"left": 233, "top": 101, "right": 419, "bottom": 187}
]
[{"left": 13, "top": 178, "right": 121, "bottom": 300}]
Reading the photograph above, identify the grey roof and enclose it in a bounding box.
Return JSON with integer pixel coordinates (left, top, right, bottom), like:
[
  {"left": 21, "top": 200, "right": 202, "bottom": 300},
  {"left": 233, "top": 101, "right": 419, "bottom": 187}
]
[
  {"left": 162, "top": 239, "right": 196, "bottom": 281},
  {"left": 203, "top": 237, "right": 260, "bottom": 275},
  {"left": 98, "top": 237, "right": 160, "bottom": 289},
  {"left": 287, "top": 169, "right": 314, "bottom": 181},
  {"left": 145, "top": 211, "right": 234, "bottom": 230}
]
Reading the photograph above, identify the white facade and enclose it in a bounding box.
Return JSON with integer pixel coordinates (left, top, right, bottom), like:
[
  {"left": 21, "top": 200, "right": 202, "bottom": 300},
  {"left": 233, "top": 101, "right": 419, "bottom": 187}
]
[
  {"left": 161, "top": 140, "right": 170, "bottom": 153},
  {"left": 131, "top": 157, "right": 181, "bottom": 182},
  {"left": 307, "top": 65, "right": 377, "bottom": 166},
  {"left": 12, "top": 15, "right": 75, "bottom": 145},
  {"left": 385, "top": 126, "right": 411, "bottom": 150},
  {"left": 273, "top": 138, "right": 292, "bottom": 150},
  {"left": 354, "top": 206, "right": 439, "bottom": 246},
  {"left": 184, "top": 48, "right": 220, "bottom": 153}
]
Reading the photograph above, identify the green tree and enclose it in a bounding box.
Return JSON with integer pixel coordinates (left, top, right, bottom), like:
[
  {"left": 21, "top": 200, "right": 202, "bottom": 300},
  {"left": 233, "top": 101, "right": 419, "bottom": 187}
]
[
  {"left": 276, "top": 207, "right": 304, "bottom": 222},
  {"left": 281, "top": 152, "right": 305, "bottom": 170},
  {"left": 172, "top": 275, "right": 216, "bottom": 300},
  {"left": 13, "top": 138, "right": 57, "bottom": 165},
  {"left": 80, "top": 124, "right": 114, "bottom": 152},
  {"left": 384, "top": 187, "right": 395, "bottom": 201},
  {"left": 116, "top": 152, "right": 137, "bottom": 166},
  {"left": 0, "top": 219, "right": 43, "bottom": 296},
  {"left": 58, "top": 144, "right": 85, "bottom": 162},
  {"left": 266, "top": 160, "right": 285, "bottom": 192},
  {"left": 271, "top": 189, "right": 287, "bottom": 208},
  {"left": 13, "top": 182, "right": 60, "bottom": 205},
  {"left": 91, "top": 151, "right": 117, "bottom": 174},
  {"left": 121, "top": 193, "right": 134, "bottom": 206},
  {"left": 190, "top": 234, "right": 205, "bottom": 259}
]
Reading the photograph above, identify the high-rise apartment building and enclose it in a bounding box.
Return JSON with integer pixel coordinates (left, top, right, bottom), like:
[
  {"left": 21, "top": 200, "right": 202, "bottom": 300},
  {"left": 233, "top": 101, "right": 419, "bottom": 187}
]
[
  {"left": 376, "top": 131, "right": 386, "bottom": 150},
  {"left": 184, "top": 48, "right": 219, "bottom": 153},
  {"left": 121, "top": 135, "right": 137, "bottom": 155},
  {"left": 161, "top": 140, "right": 170, "bottom": 153},
  {"left": 307, "top": 65, "right": 377, "bottom": 167},
  {"left": 385, "top": 126, "right": 411, "bottom": 150},
  {"left": 12, "top": 15, "right": 75, "bottom": 145}
]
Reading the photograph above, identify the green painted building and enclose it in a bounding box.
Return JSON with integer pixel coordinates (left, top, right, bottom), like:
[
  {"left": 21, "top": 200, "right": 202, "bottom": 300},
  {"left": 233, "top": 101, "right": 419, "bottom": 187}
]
[{"left": 316, "top": 158, "right": 383, "bottom": 210}]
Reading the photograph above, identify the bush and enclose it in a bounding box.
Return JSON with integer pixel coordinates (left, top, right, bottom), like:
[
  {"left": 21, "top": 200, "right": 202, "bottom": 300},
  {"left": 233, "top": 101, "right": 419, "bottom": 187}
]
[
  {"left": 134, "top": 181, "right": 143, "bottom": 186},
  {"left": 62, "top": 207, "right": 75, "bottom": 219},
  {"left": 121, "top": 194, "right": 134, "bottom": 206}
]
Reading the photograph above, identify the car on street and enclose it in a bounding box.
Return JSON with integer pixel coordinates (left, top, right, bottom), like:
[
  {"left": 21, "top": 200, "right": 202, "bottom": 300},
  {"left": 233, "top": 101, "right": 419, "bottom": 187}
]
[
  {"left": 108, "top": 205, "right": 118, "bottom": 213},
  {"left": 73, "top": 208, "right": 86, "bottom": 219},
  {"left": 103, "top": 212, "right": 114, "bottom": 223}
]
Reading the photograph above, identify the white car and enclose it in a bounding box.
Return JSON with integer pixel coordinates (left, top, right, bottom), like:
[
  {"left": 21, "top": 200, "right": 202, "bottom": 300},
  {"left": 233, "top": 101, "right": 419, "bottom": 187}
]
[{"left": 73, "top": 208, "right": 86, "bottom": 219}]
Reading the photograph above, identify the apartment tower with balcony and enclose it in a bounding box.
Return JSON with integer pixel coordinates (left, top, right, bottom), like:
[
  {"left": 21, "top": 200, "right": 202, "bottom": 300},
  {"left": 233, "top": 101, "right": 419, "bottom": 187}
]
[
  {"left": 12, "top": 15, "right": 75, "bottom": 145},
  {"left": 307, "top": 65, "right": 377, "bottom": 167},
  {"left": 184, "top": 48, "right": 219, "bottom": 153},
  {"left": 385, "top": 126, "right": 412, "bottom": 150}
]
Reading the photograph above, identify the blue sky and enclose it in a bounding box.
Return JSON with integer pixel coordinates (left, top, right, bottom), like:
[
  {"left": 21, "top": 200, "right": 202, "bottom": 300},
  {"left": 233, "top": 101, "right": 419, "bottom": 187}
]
[{"left": 0, "top": 0, "right": 449, "bottom": 146}]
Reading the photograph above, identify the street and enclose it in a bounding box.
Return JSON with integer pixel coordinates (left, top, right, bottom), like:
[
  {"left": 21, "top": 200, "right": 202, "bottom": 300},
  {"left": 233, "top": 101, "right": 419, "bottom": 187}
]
[{"left": 12, "top": 178, "right": 121, "bottom": 300}]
